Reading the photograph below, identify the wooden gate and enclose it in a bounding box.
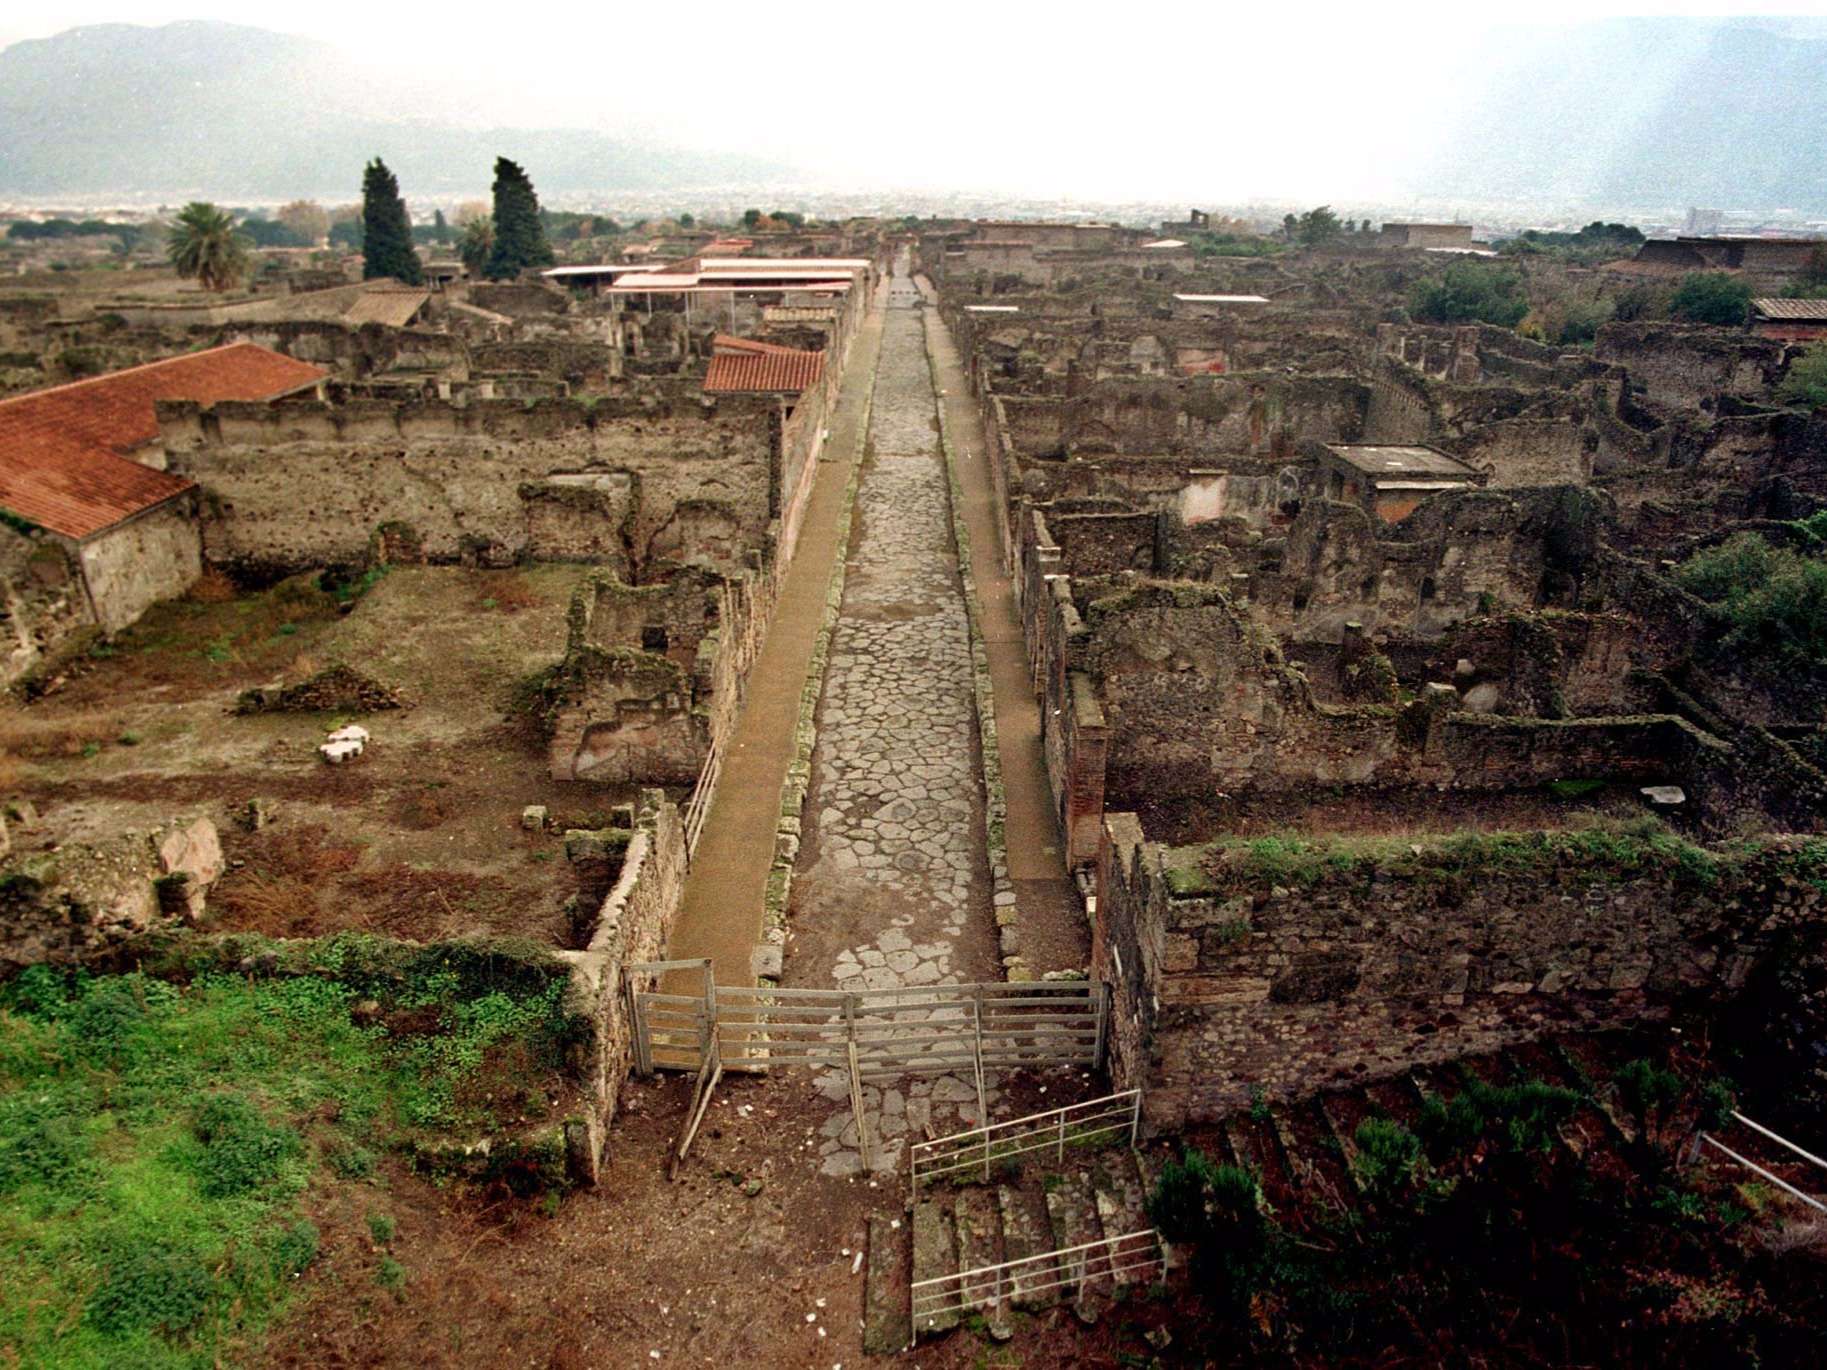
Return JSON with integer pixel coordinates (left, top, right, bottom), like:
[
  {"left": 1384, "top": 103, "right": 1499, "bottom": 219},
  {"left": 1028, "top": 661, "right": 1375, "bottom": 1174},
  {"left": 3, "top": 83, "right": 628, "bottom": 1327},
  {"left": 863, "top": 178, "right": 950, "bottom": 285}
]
[{"left": 628, "top": 976, "right": 1107, "bottom": 1169}]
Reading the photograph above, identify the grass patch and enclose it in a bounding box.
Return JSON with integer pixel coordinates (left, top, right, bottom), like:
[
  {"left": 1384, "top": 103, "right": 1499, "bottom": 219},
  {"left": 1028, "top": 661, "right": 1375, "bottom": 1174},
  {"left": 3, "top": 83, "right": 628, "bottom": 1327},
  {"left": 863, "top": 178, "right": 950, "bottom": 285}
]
[
  {"left": 1186, "top": 816, "right": 1726, "bottom": 890},
  {"left": 0, "top": 950, "right": 577, "bottom": 1366}
]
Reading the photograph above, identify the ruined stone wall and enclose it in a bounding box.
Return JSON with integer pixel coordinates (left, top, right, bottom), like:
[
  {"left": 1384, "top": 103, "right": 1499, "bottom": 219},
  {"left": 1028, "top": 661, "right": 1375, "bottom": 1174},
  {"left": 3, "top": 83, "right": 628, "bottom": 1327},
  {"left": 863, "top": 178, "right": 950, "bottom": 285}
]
[
  {"left": 219, "top": 321, "right": 469, "bottom": 383},
  {"left": 561, "top": 790, "right": 689, "bottom": 1170},
  {"left": 471, "top": 340, "right": 619, "bottom": 388},
  {"left": 0, "top": 526, "right": 90, "bottom": 686},
  {"left": 1072, "top": 581, "right": 1710, "bottom": 814},
  {"left": 0, "top": 814, "right": 223, "bottom": 972},
  {"left": 161, "top": 394, "right": 776, "bottom": 580},
  {"left": 1096, "top": 818, "right": 1827, "bottom": 1128},
  {"left": 1595, "top": 323, "right": 1789, "bottom": 415},
  {"left": 78, "top": 499, "right": 203, "bottom": 634},
  {"left": 547, "top": 564, "right": 769, "bottom": 787}
]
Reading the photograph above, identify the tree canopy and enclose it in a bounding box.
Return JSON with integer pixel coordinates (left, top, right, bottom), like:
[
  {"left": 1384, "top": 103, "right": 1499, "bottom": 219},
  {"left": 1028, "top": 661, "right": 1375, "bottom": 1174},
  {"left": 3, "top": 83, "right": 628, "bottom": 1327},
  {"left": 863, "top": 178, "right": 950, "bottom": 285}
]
[
  {"left": 166, "top": 202, "right": 249, "bottom": 292},
  {"left": 483, "top": 158, "right": 554, "bottom": 281},
  {"left": 1409, "top": 260, "right": 1528, "bottom": 328},
  {"left": 1778, "top": 343, "right": 1827, "bottom": 408},
  {"left": 1669, "top": 272, "right": 1752, "bottom": 326},
  {"left": 276, "top": 200, "right": 328, "bottom": 246},
  {"left": 360, "top": 158, "right": 422, "bottom": 285}
]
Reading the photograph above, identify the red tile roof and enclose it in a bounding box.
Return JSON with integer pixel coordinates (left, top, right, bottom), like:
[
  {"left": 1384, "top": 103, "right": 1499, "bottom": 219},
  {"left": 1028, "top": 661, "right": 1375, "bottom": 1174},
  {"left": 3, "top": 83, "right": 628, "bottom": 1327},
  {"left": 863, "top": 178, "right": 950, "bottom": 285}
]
[
  {"left": 703, "top": 347, "right": 824, "bottom": 395},
  {"left": 0, "top": 343, "right": 324, "bottom": 539}
]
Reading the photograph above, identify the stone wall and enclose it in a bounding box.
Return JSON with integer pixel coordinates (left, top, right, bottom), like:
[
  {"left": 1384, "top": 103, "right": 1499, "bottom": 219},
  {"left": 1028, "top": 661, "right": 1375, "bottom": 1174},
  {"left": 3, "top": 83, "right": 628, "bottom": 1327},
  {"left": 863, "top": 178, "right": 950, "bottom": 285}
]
[
  {"left": 1594, "top": 323, "right": 1790, "bottom": 416},
  {"left": 1095, "top": 817, "right": 1827, "bottom": 1129},
  {"left": 559, "top": 789, "right": 690, "bottom": 1174},
  {"left": 78, "top": 498, "right": 203, "bottom": 633},
  {"left": 0, "top": 814, "right": 223, "bottom": 972},
  {"left": 161, "top": 393, "right": 777, "bottom": 580},
  {"left": 547, "top": 564, "right": 767, "bottom": 786},
  {"left": 1, "top": 525, "right": 89, "bottom": 686}
]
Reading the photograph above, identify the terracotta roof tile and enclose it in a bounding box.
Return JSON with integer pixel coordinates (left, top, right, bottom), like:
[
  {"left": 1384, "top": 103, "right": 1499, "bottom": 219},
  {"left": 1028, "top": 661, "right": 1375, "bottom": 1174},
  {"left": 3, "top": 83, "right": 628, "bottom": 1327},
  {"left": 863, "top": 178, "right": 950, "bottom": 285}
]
[
  {"left": 0, "top": 342, "right": 325, "bottom": 539},
  {"left": 703, "top": 347, "right": 824, "bottom": 395}
]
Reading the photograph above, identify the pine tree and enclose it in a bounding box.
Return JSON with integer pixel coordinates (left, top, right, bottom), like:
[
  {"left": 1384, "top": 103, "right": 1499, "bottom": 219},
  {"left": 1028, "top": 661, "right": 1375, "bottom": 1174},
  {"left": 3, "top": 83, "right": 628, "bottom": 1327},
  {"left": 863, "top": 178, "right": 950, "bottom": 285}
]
[
  {"left": 483, "top": 158, "right": 555, "bottom": 281},
  {"left": 360, "top": 158, "right": 423, "bottom": 285}
]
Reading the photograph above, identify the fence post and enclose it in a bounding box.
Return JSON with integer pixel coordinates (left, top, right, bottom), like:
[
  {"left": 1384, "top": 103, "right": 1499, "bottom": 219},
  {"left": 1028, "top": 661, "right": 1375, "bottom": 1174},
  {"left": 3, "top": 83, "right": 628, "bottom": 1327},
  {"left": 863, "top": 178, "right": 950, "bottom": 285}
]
[
  {"left": 1057, "top": 1108, "right": 1067, "bottom": 1165},
  {"left": 629, "top": 972, "right": 651, "bottom": 1076},
  {"left": 1129, "top": 1088, "right": 1142, "bottom": 1146},
  {"left": 1093, "top": 981, "right": 1110, "bottom": 1071},
  {"left": 973, "top": 989, "right": 990, "bottom": 1183}
]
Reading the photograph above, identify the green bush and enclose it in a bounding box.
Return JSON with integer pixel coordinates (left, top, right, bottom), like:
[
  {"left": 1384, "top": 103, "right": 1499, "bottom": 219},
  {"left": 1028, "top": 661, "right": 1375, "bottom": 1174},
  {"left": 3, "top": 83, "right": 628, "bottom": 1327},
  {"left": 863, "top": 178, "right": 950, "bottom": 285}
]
[
  {"left": 1409, "top": 260, "right": 1528, "bottom": 328},
  {"left": 1673, "top": 531, "right": 1827, "bottom": 668},
  {"left": 1617, "top": 1058, "right": 1683, "bottom": 1140},
  {"left": 85, "top": 1235, "right": 216, "bottom": 1336},
  {"left": 1352, "top": 1117, "right": 1424, "bottom": 1203},
  {"left": 1669, "top": 272, "right": 1752, "bottom": 326},
  {"left": 1418, "top": 1077, "right": 1582, "bottom": 1158},
  {"left": 1147, "top": 1149, "right": 1267, "bottom": 1302},
  {"left": 1778, "top": 342, "right": 1827, "bottom": 408},
  {"left": 189, "top": 1093, "right": 304, "bottom": 1198}
]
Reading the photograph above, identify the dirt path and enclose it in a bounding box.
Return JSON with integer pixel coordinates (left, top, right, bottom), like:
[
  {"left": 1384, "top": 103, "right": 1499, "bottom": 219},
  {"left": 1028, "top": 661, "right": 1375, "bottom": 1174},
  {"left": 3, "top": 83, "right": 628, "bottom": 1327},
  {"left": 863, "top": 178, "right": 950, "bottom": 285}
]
[
  {"left": 920, "top": 279, "right": 1091, "bottom": 975},
  {"left": 661, "top": 281, "right": 887, "bottom": 984}
]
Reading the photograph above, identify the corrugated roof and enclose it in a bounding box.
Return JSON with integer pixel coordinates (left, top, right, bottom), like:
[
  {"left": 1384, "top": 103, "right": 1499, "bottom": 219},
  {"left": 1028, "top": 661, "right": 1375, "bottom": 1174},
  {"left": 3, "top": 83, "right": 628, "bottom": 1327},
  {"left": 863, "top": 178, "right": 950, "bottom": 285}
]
[
  {"left": 1752, "top": 298, "right": 1827, "bottom": 321},
  {"left": 711, "top": 333, "right": 805, "bottom": 356},
  {"left": 1325, "top": 443, "right": 1479, "bottom": 479},
  {"left": 0, "top": 343, "right": 325, "bottom": 539},
  {"left": 343, "top": 288, "right": 430, "bottom": 328},
  {"left": 703, "top": 348, "right": 824, "bottom": 395}
]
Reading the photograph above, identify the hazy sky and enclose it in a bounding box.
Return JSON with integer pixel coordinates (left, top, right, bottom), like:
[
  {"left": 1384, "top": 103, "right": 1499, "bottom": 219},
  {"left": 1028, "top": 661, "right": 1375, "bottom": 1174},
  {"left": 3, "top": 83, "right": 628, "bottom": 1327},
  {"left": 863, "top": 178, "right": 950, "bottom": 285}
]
[{"left": 3, "top": 3, "right": 1825, "bottom": 201}]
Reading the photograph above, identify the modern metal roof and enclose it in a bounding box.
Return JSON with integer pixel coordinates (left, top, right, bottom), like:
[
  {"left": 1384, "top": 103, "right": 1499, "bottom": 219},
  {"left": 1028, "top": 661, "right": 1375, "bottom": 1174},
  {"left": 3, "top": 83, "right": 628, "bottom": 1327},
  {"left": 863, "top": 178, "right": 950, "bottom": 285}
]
[
  {"left": 1752, "top": 297, "right": 1827, "bottom": 321},
  {"left": 1173, "top": 293, "right": 1270, "bottom": 304},
  {"left": 1324, "top": 443, "right": 1480, "bottom": 481}
]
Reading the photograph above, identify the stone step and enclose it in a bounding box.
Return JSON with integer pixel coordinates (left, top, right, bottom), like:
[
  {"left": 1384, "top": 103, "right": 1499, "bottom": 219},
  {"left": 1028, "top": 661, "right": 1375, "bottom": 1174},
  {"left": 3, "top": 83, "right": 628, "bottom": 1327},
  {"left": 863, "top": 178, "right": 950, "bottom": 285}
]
[
  {"left": 996, "top": 1181, "right": 1061, "bottom": 1310},
  {"left": 911, "top": 1198, "right": 961, "bottom": 1339},
  {"left": 1131, "top": 1148, "right": 1182, "bottom": 1271},
  {"left": 1043, "top": 1170, "right": 1110, "bottom": 1325},
  {"left": 954, "top": 1188, "right": 1012, "bottom": 1339},
  {"left": 863, "top": 1214, "right": 911, "bottom": 1355},
  {"left": 1315, "top": 1093, "right": 1371, "bottom": 1200},
  {"left": 1091, "top": 1151, "right": 1152, "bottom": 1285}
]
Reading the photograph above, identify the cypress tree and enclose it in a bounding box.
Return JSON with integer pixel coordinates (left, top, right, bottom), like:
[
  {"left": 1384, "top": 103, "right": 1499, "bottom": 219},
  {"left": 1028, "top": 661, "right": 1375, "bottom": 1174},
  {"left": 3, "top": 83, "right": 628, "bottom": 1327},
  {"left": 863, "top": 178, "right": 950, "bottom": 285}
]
[
  {"left": 433, "top": 208, "right": 450, "bottom": 246},
  {"left": 360, "top": 158, "right": 423, "bottom": 285},
  {"left": 483, "top": 157, "right": 555, "bottom": 281}
]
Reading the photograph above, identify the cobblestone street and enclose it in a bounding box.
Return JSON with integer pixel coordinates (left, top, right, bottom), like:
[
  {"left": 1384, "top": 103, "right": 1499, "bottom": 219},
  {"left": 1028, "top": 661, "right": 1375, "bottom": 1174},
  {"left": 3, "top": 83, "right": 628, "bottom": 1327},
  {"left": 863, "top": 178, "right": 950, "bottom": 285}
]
[{"left": 786, "top": 257, "right": 1003, "bottom": 1173}]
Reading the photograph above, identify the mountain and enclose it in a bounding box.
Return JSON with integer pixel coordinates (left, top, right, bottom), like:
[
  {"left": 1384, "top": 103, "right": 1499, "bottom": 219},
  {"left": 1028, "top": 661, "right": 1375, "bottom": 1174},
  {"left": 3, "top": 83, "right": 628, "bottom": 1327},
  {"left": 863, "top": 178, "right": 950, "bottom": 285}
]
[
  {"left": 0, "top": 21, "right": 792, "bottom": 199},
  {"left": 1424, "top": 18, "right": 1827, "bottom": 212}
]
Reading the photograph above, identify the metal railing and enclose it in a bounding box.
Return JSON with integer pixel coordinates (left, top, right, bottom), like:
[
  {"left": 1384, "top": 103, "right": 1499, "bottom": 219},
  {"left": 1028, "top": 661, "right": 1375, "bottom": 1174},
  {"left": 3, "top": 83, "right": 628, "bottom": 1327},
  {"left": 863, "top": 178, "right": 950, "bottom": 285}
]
[
  {"left": 911, "top": 1229, "right": 1163, "bottom": 1333},
  {"left": 1695, "top": 1110, "right": 1827, "bottom": 1214},
  {"left": 909, "top": 1089, "right": 1142, "bottom": 1192}
]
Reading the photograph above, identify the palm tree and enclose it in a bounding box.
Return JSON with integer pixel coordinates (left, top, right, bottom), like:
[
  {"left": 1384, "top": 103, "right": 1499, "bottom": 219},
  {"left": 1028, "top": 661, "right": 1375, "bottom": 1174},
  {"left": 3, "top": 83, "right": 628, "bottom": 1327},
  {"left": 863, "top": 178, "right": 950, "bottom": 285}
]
[
  {"left": 457, "top": 217, "right": 494, "bottom": 279},
  {"left": 166, "top": 202, "right": 249, "bottom": 292}
]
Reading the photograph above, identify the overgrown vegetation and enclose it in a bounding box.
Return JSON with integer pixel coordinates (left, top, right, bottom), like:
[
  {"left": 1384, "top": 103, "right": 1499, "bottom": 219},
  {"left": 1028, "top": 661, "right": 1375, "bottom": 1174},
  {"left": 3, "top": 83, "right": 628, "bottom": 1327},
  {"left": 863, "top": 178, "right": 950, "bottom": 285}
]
[
  {"left": 1673, "top": 531, "right": 1827, "bottom": 669},
  {"left": 1777, "top": 342, "right": 1827, "bottom": 408},
  {"left": 1409, "top": 260, "right": 1528, "bottom": 328},
  {"left": 1669, "top": 272, "right": 1752, "bottom": 327},
  {"left": 1151, "top": 1058, "right": 1821, "bottom": 1363},
  {"left": 1186, "top": 817, "right": 1724, "bottom": 892},
  {"left": 0, "top": 944, "right": 579, "bottom": 1366}
]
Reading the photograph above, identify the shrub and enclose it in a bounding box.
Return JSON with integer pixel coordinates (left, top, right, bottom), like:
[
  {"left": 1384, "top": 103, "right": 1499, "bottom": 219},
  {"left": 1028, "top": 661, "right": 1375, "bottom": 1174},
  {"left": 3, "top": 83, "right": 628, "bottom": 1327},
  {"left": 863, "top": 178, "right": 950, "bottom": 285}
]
[
  {"left": 1352, "top": 1117, "right": 1425, "bottom": 1204},
  {"left": 1617, "top": 1058, "right": 1683, "bottom": 1141},
  {"left": 190, "top": 1093, "right": 303, "bottom": 1197},
  {"left": 1673, "top": 532, "right": 1827, "bottom": 668},
  {"left": 1669, "top": 272, "right": 1752, "bottom": 326},
  {"left": 1778, "top": 342, "right": 1827, "bottom": 408},
  {"left": 86, "top": 1237, "right": 215, "bottom": 1336},
  {"left": 1409, "top": 260, "right": 1528, "bottom": 328},
  {"left": 1418, "top": 1076, "right": 1582, "bottom": 1158},
  {"left": 1147, "top": 1148, "right": 1267, "bottom": 1302}
]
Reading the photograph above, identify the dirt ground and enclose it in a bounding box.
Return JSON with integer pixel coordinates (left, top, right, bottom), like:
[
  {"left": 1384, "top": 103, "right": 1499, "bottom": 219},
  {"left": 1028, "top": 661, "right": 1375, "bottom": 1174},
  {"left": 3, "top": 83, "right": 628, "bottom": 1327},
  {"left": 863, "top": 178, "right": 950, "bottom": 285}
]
[
  {"left": 4, "top": 565, "right": 642, "bottom": 946},
  {"left": 260, "top": 1066, "right": 1153, "bottom": 1370}
]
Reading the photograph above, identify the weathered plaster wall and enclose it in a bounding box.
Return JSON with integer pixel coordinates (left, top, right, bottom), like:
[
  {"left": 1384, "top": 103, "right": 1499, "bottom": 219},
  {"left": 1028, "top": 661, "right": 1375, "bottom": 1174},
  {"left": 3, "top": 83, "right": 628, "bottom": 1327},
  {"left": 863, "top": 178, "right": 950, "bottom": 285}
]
[
  {"left": 78, "top": 498, "right": 202, "bottom": 633},
  {"left": 162, "top": 395, "right": 776, "bottom": 580}
]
